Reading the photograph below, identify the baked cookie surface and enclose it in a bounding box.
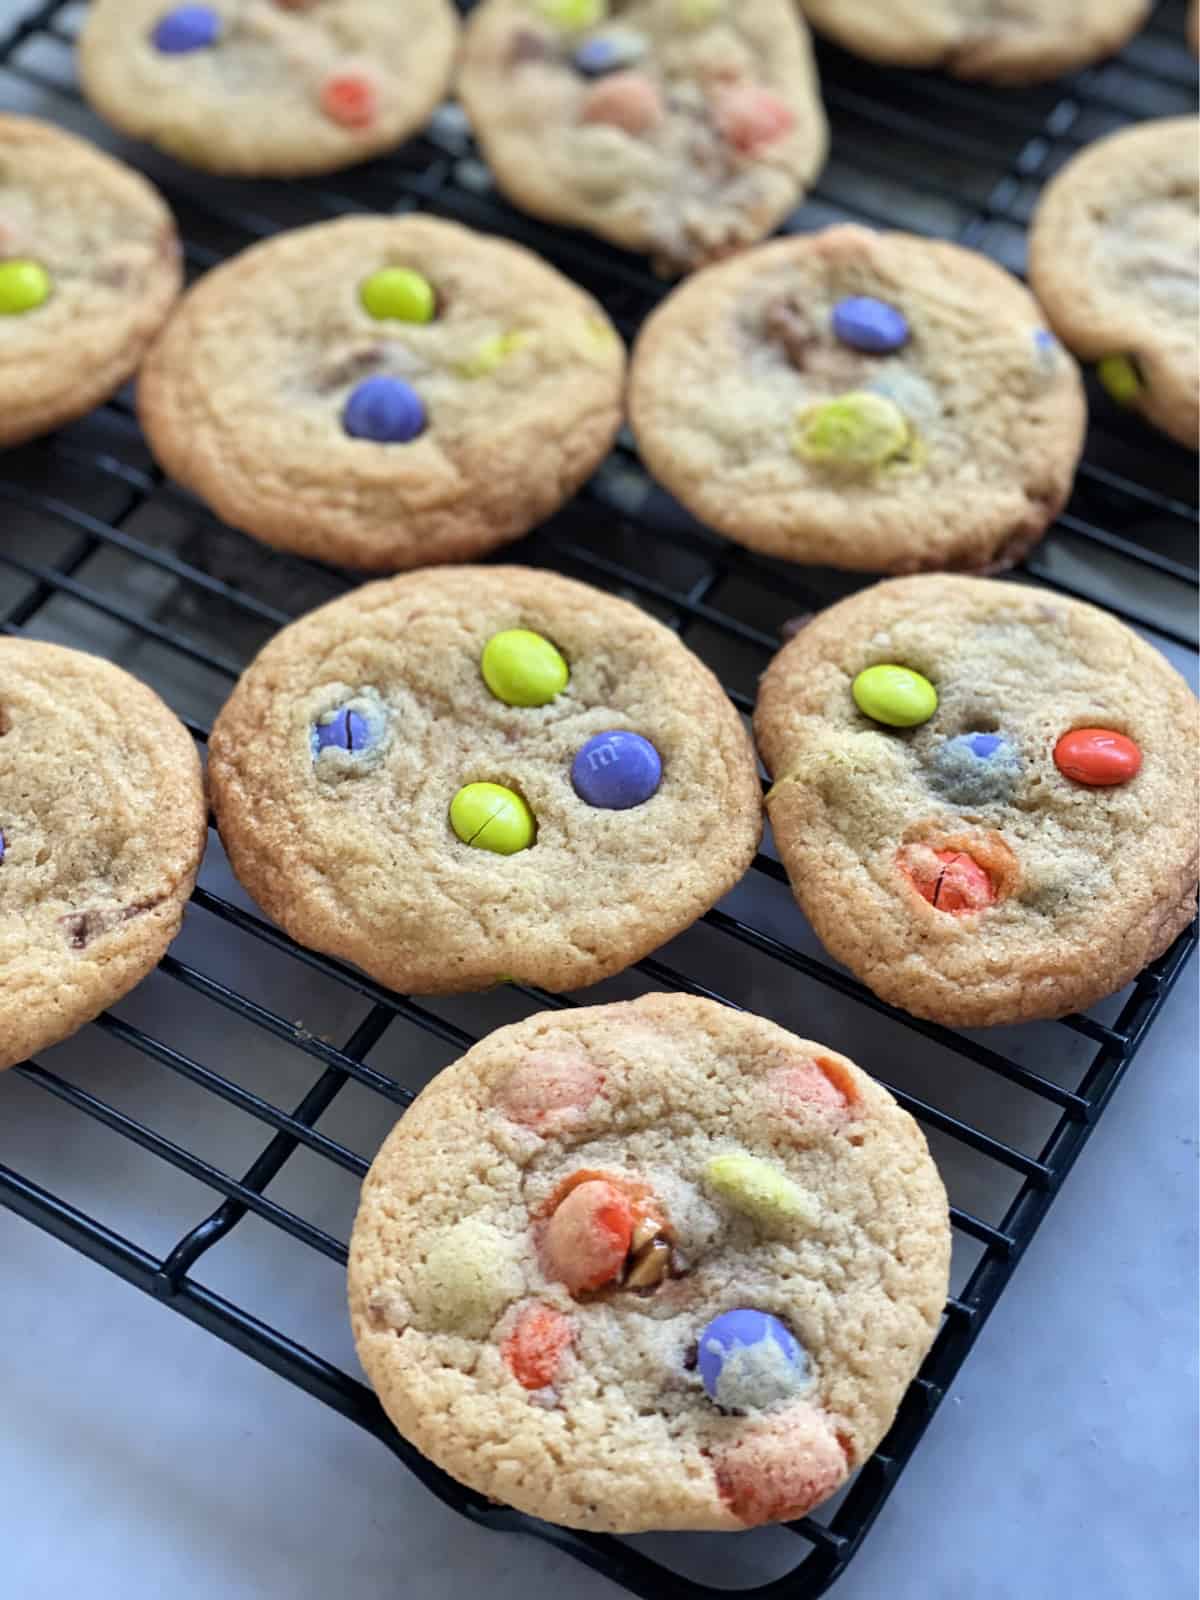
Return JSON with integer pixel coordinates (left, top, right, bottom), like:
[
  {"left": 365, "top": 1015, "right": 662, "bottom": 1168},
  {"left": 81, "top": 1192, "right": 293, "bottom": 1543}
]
[
  {"left": 798, "top": 0, "right": 1151, "bottom": 85},
  {"left": 1029, "top": 117, "right": 1199, "bottom": 450},
  {"left": 0, "top": 114, "right": 181, "bottom": 450},
  {"left": 754, "top": 575, "right": 1200, "bottom": 1028},
  {"left": 138, "top": 215, "right": 626, "bottom": 569},
  {"left": 0, "top": 640, "right": 207, "bottom": 1071},
  {"left": 348, "top": 993, "right": 951, "bottom": 1532},
  {"left": 79, "top": 0, "right": 459, "bottom": 177},
  {"left": 629, "top": 225, "right": 1086, "bottom": 573},
  {"left": 458, "top": 0, "right": 828, "bottom": 274},
  {"left": 207, "top": 567, "right": 762, "bottom": 994}
]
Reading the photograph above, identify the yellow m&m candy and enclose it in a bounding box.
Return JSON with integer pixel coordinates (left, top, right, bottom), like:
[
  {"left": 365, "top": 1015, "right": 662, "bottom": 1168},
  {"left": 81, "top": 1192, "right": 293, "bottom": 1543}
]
[
  {"left": 536, "top": 0, "right": 607, "bottom": 27},
  {"left": 481, "top": 629, "right": 568, "bottom": 707},
  {"left": 1096, "top": 353, "right": 1141, "bottom": 407},
  {"left": 450, "top": 782, "right": 536, "bottom": 854},
  {"left": 359, "top": 267, "right": 436, "bottom": 324},
  {"left": 0, "top": 259, "right": 51, "bottom": 316},
  {"left": 852, "top": 664, "right": 938, "bottom": 728},
  {"left": 793, "top": 390, "right": 913, "bottom": 469}
]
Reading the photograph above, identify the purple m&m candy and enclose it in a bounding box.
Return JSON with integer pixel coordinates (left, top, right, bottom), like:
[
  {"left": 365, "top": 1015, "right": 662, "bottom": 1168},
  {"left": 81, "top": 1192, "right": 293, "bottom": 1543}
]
[
  {"left": 571, "top": 730, "right": 662, "bottom": 810},
  {"left": 313, "top": 706, "right": 373, "bottom": 755},
  {"left": 697, "top": 1309, "right": 810, "bottom": 1411},
  {"left": 831, "top": 296, "right": 910, "bottom": 355},
  {"left": 928, "top": 731, "right": 1020, "bottom": 807},
  {"left": 342, "top": 376, "right": 426, "bottom": 443},
  {"left": 967, "top": 733, "right": 1002, "bottom": 758},
  {"left": 574, "top": 28, "right": 646, "bottom": 76},
  {"left": 151, "top": 5, "right": 221, "bottom": 53}
]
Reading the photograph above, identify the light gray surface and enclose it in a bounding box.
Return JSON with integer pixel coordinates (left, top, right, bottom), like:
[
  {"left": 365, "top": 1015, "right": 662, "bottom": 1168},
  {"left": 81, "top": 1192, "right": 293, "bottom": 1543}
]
[{"left": 2, "top": 957, "right": 1195, "bottom": 1600}]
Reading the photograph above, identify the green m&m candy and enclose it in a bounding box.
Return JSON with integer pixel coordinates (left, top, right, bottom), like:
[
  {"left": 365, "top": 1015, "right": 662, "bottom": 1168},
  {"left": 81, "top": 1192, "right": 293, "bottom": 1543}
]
[
  {"left": 481, "top": 629, "right": 569, "bottom": 707},
  {"left": 793, "top": 390, "right": 913, "bottom": 469},
  {"left": 0, "top": 259, "right": 51, "bottom": 315},
  {"left": 536, "top": 0, "right": 607, "bottom": 26},
  {"left": 1096, "top": 353, "right": 1141, "bottom": 407},
  {"left": 852, "top": 664, "right": 938, "bottom": 728},
  {"left": 456, "top": 330, "right": 530, "bottom": 378},
  {"left": 359, "top": 267, "right": 436, "bottom": 324},
  {"left": 450, "top": 783, "right": 536, "bottom": 854}
]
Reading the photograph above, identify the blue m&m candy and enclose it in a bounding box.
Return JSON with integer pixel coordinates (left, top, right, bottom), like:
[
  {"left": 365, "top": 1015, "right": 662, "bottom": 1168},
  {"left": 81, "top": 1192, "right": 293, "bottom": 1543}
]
[
  {"left": 571, "top": 730, "right": 661, "bottom": 810},
  {"left": 831, "top": 296, "right": 910, "bottom": 355},
  {"left": 927, "top": 732, "right": 1020, "bottom": 807},
  {"left": 573, "top": 27, "right": 646, "bottom": 75},
  {"left": 312, "top": 705, "right": 374, "bottom": 756},
  {"left": 696, "top": 1309, "right": 811, "bottom": 1412},
  {"left": 151, "top": 5, "right": 221, "bottom": 53},
  {"left": 0, "top": 827, "right": 6, "bottom": 864},
  {"left": 342, "top": 376, "right": 426, "bottom": 443}
]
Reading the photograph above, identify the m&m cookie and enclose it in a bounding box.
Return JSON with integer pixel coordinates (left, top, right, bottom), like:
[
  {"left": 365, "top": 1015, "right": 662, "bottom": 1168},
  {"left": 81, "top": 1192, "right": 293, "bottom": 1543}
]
[
  {"left": 797, "top": 0, "right": 1150, "bottom": 85},
  {"left": 629, "top": 225, "right": 1087, "bottom": 572},
  {"left": 1029, "top": 118, "right": 1199, "bottom": 451},
  {"left": 79, "top": 0, "right": 458, "bottom": 177},
  {"left": 348, "top": 993, "right": 951, "bottom": 1531},
  {"left": 0, "top": 640, "right": 207, "bottom": 1071},
  {"left": 754, "top": 575, "right": 1200, "bottom": 1027},
  {"left": 0, "top": 115, "right": 181, "bottom": 449},
  {"left": 207, "top": 567, "right": 761, "bottom": 993},
  {"left": 138, "top": 216, "right": 626, "bottom": 568},
  {"left": 458, "top": 0, "right": 828, "bottom": 274}
]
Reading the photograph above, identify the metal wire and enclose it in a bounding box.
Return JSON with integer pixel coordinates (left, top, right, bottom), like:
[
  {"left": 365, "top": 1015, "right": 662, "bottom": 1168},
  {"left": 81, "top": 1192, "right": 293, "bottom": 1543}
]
[{"left": 0, "top": 2, "right": 1196, "bottom": 1596}]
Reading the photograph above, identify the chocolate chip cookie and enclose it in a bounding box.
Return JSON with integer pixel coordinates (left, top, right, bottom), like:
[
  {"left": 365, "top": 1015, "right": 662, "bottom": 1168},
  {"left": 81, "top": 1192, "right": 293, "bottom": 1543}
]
[
  {"left": 798, "top": 0, "right": 1151, "bottom": 85},
  {"left": 0, "top": 113, "right": 181, "bottom": 450},
  {"left": 1029, "top": 117, "right": 1199, "bottom": 450},
  {"left": 0, "top": 640, "right": 207, "bottom": 1071},
  {"left": 348, "top": 992, "right": 951, "bottom": 1531},
  {"left": 754, "top": 575, "right": 1200, "bottom": 1028},
  {"left": 79, "top": 0, "right": 459, "bottom": 178},
  {"left": 458, "top": 0, "right": 828, "bottom": 275},
  {"left": 138, "top": 215, "right": 626, "bottom": 569},
  {"left": 629, "top": 225, "right": 1087, "bottom": 573},
  {"left": 207, "top": 566, "right": 762, "bottom": 994}
]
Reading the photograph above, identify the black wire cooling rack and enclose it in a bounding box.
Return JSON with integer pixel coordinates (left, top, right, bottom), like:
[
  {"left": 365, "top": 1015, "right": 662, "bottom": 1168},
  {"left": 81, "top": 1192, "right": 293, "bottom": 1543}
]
[{"left": 0, "top": 2, "right": 1196, "bottom": 1596}]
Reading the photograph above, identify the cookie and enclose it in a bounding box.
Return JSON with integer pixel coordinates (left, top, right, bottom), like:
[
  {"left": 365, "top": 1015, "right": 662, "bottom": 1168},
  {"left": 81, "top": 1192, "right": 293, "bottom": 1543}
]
[
  {"left": 798, "top": 0, "right": 1151, "bottom": 85},
  {"left": 457, "top": 0, "right": 828, "bottom": 275},
  {"left": 0, "top": 114, "right": 181, "bottom": 450},
  {"left": 754, "top": 575, "right": 1200, "bottom": 1029},
  {"left": 1028, "top": 117, "right": 1199, "bottom": 450},
  {"left": 348, "top": 992, "right": 951, "bottom": 1532},
  {"left": 78, "top": 0, "right": 459, "bottom": 178},
  {"left": 207, "top": 566, "right": 762, "bottom": 994},
  {"left": 138, "top": 215, "right": 626, "bottom": 569},
  {"left": 629, "top": 225, "right": 1086, "bottom": 573},
  {"left": 0, "top": 640, "right": 207, "bottom": 1072}
]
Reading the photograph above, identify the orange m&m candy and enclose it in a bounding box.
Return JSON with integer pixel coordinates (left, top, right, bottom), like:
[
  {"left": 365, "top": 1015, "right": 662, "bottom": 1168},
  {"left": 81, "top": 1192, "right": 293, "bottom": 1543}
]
[
  {"left": 320, "top": 71, "right": 377, "bottom": 128},
  {"left": 899, "top": 846, "right": 997, "bottom": 915},
  {"left": 502, "top": 1303, "right": 574, "bottom": 1390},
  {"left": 1054, "top": 728, "right": 1142, "bottom": 787},
  {"left": 541, "top": 1177, "right": 634, "bottom": 1293}
]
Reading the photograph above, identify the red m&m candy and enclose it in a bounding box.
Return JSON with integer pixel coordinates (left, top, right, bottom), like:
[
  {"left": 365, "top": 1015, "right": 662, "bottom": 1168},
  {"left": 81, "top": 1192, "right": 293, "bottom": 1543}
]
[
  {"left": 1054, "top": 728, "right": 1142, "bottom": 787},
  {"left": 713, "top": 86, "right": 796, "bottom": 155},
  {"left": 320, "top": 71, "right": 377, "bottom": 128}
]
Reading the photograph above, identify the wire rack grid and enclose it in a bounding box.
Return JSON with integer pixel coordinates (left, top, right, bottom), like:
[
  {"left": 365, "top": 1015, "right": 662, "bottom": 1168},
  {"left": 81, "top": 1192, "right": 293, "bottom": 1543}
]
[{"left": 0, "top": 2, "right": 1196, "bottom": 1597}]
